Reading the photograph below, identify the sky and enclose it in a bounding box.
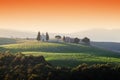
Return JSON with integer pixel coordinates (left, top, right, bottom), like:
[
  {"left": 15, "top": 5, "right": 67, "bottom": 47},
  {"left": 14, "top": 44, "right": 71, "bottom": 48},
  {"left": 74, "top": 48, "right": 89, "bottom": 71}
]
[{"left": 0, "top": 0, "right": 120, "bottom": 33}]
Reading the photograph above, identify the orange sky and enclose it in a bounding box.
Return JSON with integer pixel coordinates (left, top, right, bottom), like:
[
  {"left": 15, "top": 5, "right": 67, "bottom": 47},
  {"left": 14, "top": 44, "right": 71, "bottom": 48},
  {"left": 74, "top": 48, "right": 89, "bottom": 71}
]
[{"left": 0, "top": 0, "right": 120, "bottom": 33}]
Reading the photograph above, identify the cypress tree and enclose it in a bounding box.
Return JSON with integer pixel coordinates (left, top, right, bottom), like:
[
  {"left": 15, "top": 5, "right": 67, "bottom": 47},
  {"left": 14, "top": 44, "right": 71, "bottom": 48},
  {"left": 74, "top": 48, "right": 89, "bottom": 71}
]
[
  {"left": 63, "top": 36, "right": 66, "bottom": 42},
  {"left": 37, "top": 31, "right": 41, "bottom": 41},
  {"left": 46, "top": 32, "right": 49, "bottom": 41}
]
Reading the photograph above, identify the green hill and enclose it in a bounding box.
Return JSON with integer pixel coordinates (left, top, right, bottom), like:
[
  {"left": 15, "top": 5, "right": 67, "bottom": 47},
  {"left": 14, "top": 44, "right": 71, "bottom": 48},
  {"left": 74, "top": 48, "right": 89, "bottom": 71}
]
[
  {"left": 0, "top": 38, "right": 17, "bottom": 45},
  {"left": 1, "top": 41, "right": 120, "bottom": 67}
]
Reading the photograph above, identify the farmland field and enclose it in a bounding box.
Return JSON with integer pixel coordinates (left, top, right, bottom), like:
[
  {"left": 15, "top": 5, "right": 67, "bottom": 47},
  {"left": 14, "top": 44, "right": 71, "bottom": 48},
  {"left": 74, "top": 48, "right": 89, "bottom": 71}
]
[{"left": 0, "top": 39, "right": 120, "bottom": 67}]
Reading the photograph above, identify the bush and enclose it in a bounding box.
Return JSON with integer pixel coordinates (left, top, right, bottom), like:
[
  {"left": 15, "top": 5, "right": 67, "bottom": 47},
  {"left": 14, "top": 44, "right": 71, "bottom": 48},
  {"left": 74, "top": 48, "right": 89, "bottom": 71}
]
[
  {"left": 0, "top": 52, "right": 120, "bottom": 80},
  {"left": 74, "top": 38, "right": 80, "bottom": 44}
]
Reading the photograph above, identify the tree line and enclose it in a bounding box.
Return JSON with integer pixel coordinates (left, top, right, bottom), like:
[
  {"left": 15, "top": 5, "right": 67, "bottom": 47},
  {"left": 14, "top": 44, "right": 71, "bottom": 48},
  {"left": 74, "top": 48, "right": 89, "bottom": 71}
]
[
  {"left": 56, "top": 35, "right": 90, "bottom": 45},
  {"left": 36, "top": 31, "right": 90, "bottom": 45}
]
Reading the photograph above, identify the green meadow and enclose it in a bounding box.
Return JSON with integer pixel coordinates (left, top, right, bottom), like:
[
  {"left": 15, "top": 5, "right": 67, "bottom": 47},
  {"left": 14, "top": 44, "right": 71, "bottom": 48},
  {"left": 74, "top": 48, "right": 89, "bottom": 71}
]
[
  {"left": 0, "top": 38, "right": 17, "bottom": 45},
  {"left": 0, "top": 38, "right": 120, "bottom": 67}
]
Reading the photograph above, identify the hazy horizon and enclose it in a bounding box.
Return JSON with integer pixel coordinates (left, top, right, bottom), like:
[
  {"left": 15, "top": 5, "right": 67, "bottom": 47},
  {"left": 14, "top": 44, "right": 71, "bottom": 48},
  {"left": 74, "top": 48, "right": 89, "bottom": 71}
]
[
  {"left": 0, "top": 28, "right": 120, "bottom": 42},
  {"left": 0, "top": 0, "right": 120, "bottom": 42}
]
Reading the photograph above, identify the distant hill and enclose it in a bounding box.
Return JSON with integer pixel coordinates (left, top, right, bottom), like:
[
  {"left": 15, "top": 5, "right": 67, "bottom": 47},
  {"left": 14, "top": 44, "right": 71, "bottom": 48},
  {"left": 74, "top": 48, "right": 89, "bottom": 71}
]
[
  {"left": 0, "top": 29, "right": 36, "bottom": 38},
  {"left": 71, "top": 29, "right": 120, "bottom": 42},
  {"left": 0, "top": 38, "right": 17, "bottom": 45},
  {"left": 0, "top": 29, "right": 64, "bottom": 39},
  {"left": 0, "top": 28, "right": 120, "bottom": 42},
  {"left": 91, "top": 42, "right": 120, "bottom": 53}
]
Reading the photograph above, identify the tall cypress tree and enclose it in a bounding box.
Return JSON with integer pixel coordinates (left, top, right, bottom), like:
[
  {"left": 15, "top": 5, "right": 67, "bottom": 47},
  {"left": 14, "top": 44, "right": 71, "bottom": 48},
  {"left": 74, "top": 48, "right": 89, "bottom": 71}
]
[
  {"left": 63, "top": 36, "right": 66, "bottom": 42},
  {"left": 37, "top": 31, "right": 41, "bottom": 41},
  {"left": 46, "top": 32, "right": 49, "bottom": 41}
]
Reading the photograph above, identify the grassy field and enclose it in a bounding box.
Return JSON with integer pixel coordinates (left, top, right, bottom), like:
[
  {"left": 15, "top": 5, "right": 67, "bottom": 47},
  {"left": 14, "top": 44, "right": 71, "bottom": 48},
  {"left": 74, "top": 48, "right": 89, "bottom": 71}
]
[
  {"left": 0, "top": 40, "right": 120, "bottom": 67},
  {"left": 22, "top": 52, "right": 120, "bottom": 67},
  {"left": 0, "top": 38, "right": 17, "bottom": 45}
]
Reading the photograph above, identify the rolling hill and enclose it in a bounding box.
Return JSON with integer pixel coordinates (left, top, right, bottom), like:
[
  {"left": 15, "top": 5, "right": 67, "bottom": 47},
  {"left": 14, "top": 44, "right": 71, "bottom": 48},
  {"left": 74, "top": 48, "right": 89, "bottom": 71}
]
[
  {"left": 0, "top": 38, "right": 18, "bottom": 45},
  {"left": 72, "top": 29, "right": 120, "bottom": 42},
  {"left": 0, "top": 40, "right": 120, "bottom": 67},
  {"left": 1, "top": 41, "right": 119, "bottom": 57},
  {"left": 91, "top": 42, "right": 120, "bottom": 53}
]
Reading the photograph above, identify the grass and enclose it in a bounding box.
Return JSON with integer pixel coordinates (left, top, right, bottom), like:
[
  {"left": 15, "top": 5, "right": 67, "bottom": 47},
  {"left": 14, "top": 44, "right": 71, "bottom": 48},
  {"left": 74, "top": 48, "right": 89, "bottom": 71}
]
[
  {"left": 0, "top": 40, "right": 120, "bottom": 67},
  {"left": 0, "top": 38, "right": 17, "bottom": 45},
  {"left": 2, "top": 41, "right": 120, "bottom": 57},
  {"left": 22, "top": 52, "right": 120, "bottom": 67}
]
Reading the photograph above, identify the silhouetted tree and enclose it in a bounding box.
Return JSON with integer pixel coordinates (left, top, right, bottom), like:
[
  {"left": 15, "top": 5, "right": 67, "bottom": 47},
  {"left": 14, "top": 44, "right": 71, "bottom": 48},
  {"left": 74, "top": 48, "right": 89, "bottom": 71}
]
[
  {"left": 82, "top": 37, "right": 90, "bottom": 45},
  {"left": 46, "top": 32, "right": 49, "bottom": 41},
  {"left": 55, "top": 35, "right": 61, "bottom": 42},
  {"left": 63, "top": 36, "right": 66, "bottom": 42},
  {"left": 74, "top": 38, "right": 80, "bottom": 43},
  {"left": 36, "top": 32, "right": 41, "bottom": 41}
]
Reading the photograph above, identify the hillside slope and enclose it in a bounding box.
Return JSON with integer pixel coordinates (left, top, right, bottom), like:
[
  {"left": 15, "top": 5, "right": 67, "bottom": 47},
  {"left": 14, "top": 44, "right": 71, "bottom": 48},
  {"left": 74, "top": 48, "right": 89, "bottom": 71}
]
[
  {"left": 0, "top": 38, "right": 17, "bottom": 45},
  {"left": 91, "top": 42, "right": 120, "bottom": 53},
  {"left": 1, "top": 41, "right": 120, "bottom": 67},
  {"left": 1, "top": 41, "right": 120, "bottom": 57}
]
